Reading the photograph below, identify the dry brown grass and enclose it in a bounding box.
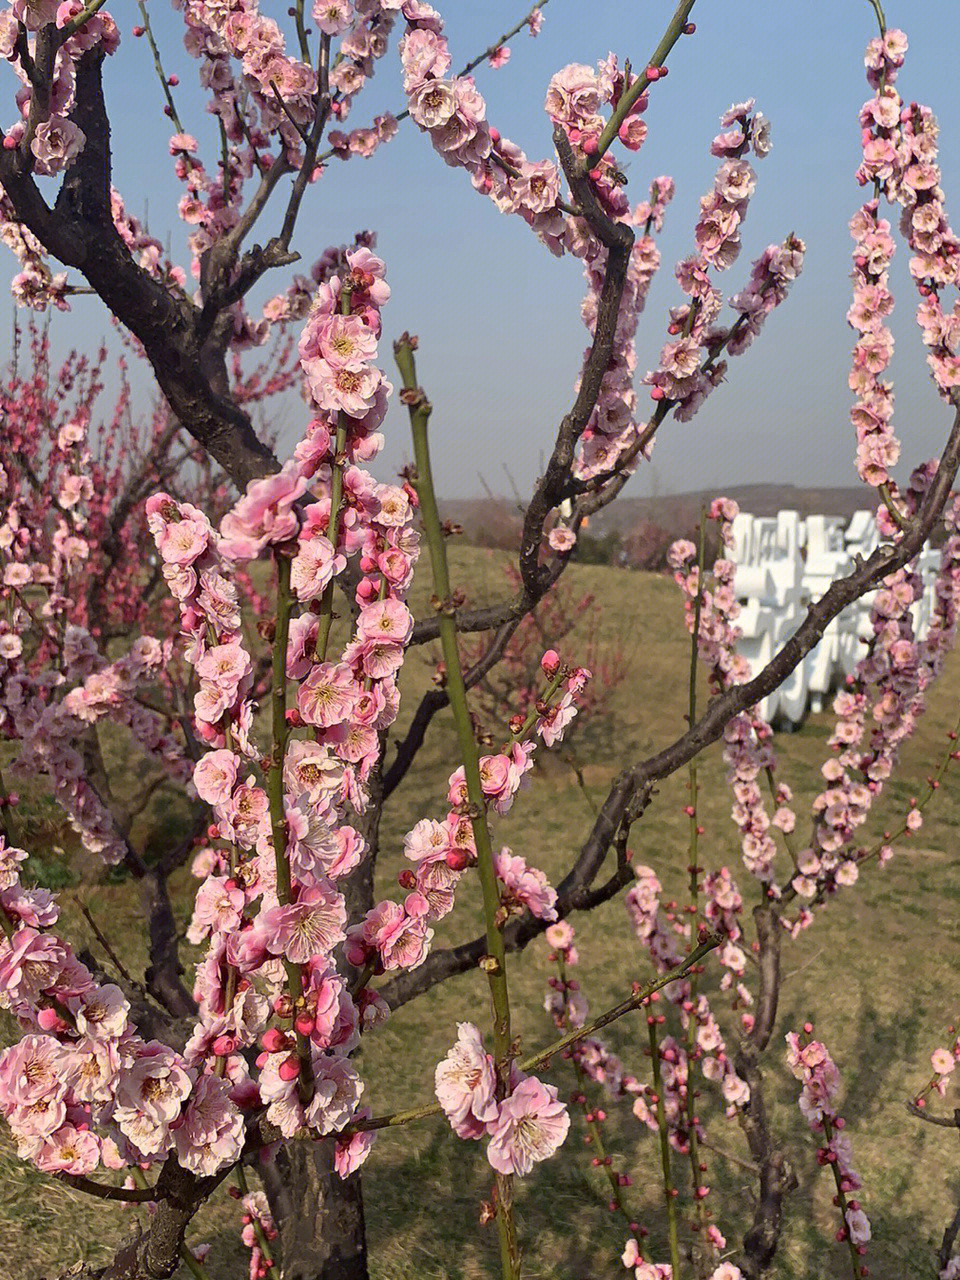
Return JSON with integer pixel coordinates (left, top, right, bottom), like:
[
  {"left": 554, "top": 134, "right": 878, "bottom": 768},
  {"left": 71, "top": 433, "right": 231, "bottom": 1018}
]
[{"left": 6, "top": 549, "right": 960, "bottom": 1278}]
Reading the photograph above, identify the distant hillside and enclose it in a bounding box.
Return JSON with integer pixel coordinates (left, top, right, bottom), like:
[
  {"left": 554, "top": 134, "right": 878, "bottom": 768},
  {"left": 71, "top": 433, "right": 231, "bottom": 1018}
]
[
  {"left": 587, "top": 485, "right": 874, "bottom": 534},
  {"left": 443, "top": 485, "right": 874, "bottom": 550}
]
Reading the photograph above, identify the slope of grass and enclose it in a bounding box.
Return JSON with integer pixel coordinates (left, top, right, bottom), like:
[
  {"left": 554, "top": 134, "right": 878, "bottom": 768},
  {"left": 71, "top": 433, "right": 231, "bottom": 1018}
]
[{"left": 6, "top": 549, "right": 960, "bottom": 1279}]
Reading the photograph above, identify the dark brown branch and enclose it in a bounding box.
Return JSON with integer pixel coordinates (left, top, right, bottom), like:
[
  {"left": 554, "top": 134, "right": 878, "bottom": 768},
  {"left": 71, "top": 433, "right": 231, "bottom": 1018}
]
[
  {"left": 517, "top": 128, "right": 634, "bottom": 600},
  {"left": 0, "top": 55, "right": 278, "bottom": 493},
  {"left": 405, "top": 130, "right": 636, "bottom": 651},
  {"left": 735, "top": 903, "right": 796, "bottom": 1280},
  {"left": 386, "top": 398, "right": 960, "bottom": 1007},
  {"left": 906, "top": 1101, "right": 960, "bottom": 1129},
  {"left": 103, "top": 1154, "right": 231, "bottom": 1280},
  {"left": 54, "top": 1172, "right": 159, "bottom": 1204},
  {"left": 940, "top": 1198, "right": 960, "bottom": 1274}
]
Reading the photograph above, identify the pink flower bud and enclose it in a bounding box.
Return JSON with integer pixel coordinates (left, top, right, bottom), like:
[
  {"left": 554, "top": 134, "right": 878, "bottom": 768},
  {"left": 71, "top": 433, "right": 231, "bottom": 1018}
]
[
  {"left": 295, "top": 1013, "right": 315, "bottom": 1037},
  {"left": 262, "top": 1027, "right": 288, "bottom": 1052},
  {"left": 541, "top": 649, "right": 560, "bottom": 674},
  {"left": 37, "top": 1007, "right": 63, "bottom": 1032},
  {"left": 278, "top": 1054, "right": 301, "bottom": 1082}
]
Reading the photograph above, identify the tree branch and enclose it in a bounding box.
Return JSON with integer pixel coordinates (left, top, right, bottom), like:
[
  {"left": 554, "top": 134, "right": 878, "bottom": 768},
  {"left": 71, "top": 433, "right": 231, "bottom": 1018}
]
[{"left": 385, "top": 398, "right": 960, "bottom": 1006}]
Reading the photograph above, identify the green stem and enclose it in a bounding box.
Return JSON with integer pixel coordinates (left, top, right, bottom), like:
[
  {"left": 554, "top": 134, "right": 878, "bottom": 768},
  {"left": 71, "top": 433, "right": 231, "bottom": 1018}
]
[
  {"left": 268, "top": 551, "right": 314, "bottom": 1102},
  {"left": 135, "top": 0, "right": 186, "bottom": 135},
  {"left": 879, "top": 481, "right": 911, "bottom": 533},
  {"left": 866, "top": 0, "right": 886, "bottom": 35},
  {"left": 343, "top": 936, "right": 721, "bottom": 1136},
  {"left": 349, "top": 956, "right": 377, "bottom": 999},
  {"left": 823, "top": 1116, "right": 863, "bottom": 1280},
  {"left": 508, "top": 667, "right": 564, "bottom": 745},
  {"left": 57, "top": 0, "right": 108, "bottom": 44},
  {"left": 593, "top": 0, "right": 697, "bottom": 163},
  {"left": 268, "top": 553, "right": 294, "bottom": 905},
  {"left": 294, "top": 0, "right": 311, "bottom": 64},
  {"left": 558, "top": 958, "right": 644, "bottom": 1252},
  {"left": 179, "top": 1247, "right": 213, "bottom": 1280},
  {"left": 683, "top": 515, "right": 710, "bottom": 1271},
  {"left": 648, "top": 1017, "right": 681, "bottom": 1277},
  {"left": 235, "top": 1165, "right": 276, "bottom": 1266},
  {"left": 395, "top": 336, "right": 519, "bottom": 1280}
]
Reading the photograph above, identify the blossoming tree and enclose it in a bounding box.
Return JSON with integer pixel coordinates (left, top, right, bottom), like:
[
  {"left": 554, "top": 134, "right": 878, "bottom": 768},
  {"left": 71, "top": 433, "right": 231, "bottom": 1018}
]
[{"left": 0, "top": 0, "right": 959, "bottom": 1279}]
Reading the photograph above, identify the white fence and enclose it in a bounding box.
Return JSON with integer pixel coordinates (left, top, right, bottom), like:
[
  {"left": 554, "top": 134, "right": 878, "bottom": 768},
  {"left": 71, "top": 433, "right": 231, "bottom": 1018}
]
[{"left": 732, "top": 510, "right": 939, "bottom": 726}]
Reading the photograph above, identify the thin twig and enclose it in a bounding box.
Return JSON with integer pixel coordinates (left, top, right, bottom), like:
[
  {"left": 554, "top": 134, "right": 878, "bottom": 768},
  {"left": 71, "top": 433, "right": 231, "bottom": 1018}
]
[{"left": 74, "top": 895, "right": 135, "bottom": 986}]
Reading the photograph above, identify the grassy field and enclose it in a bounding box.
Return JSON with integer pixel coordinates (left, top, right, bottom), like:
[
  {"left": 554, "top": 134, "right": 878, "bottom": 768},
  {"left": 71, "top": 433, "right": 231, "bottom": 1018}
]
[{"left": 5, "top": 548, "right": 960, "bottom": 1280}]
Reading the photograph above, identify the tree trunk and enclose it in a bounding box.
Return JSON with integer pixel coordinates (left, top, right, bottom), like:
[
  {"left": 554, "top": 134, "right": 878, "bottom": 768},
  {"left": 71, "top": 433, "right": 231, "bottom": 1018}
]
[
  {"left": 262, "top": 761, "right": 384, "bottom": 1278},
  {"left": 265, "top": 1142, "right": 369, "bottom": 1280}
]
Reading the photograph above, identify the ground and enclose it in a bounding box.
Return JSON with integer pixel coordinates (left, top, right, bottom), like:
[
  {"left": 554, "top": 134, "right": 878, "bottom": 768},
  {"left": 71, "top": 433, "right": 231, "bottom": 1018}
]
[{"left": 4, "top": 548, "right": 960, "bottom": 1279}]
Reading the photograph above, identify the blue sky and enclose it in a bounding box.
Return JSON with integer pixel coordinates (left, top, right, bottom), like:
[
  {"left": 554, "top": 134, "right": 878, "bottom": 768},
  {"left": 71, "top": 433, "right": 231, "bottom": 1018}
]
[{"left": 28, "top": 0, "right": 960, "bottom": 499}]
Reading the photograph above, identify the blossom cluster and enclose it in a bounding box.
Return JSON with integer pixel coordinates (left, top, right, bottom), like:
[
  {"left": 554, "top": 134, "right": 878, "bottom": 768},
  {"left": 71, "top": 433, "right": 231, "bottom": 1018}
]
[
  {"left": 388, "top": 654, "right": 587, "bottom": 935},
  {"left": 847, "top": 201, "right": 900, "bottom": 486},
  {"left": 0, "top": 1, "right": 121, "bottom": 307},
  {"left": 235, "top": 1186, "right": 278, "bottom": 1280},
  {"left": 0, "top": 1, "right": 120, "bottom": 173},
  {"left": 399, "top": 7, "right": 569, "bottom": 250},
  {"left": 785, "top": 1029, "right": 871, "bottom": 1261},
  {"left": 793, "top": 478, "right": 960, "bottom": 907},
  {"left": 669, "top": 498, "right": 795, "bottom": 886},
  {"left": 646, "top": 103, "right": 803, "bottom": 422},
  {"left": 0, "top": 192, "right": 68, "bottom": 310},
  {"left": 435, "top": 1021, "right": 570, "bottom": 1177},
  {"left": 0, "top": 235, "right": 604, "bottom": 1201},
  {"left": 850, "top": 26, "right": 960, "bottom": 487},
  {"left": 144, "top": 247, "right": 424, "bottom": 1151},
  {"left": 175, "top": 0, "right": 318, "bottom": 176},
  {"left": 0, "top": 836, "right": 243, "bottom": 1179},
  {"left": 624, "top": 863, "right": 748, "bottom": 1115},
  {"left": 169, "top": 0, "right": 381, "bottom": 293}
]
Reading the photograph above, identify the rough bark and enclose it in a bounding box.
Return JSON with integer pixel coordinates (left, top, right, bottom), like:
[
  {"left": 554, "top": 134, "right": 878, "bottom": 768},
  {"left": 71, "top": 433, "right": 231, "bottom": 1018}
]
[{"left": 266, "top": 1144, "right": 369, "bottom": 1280}]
